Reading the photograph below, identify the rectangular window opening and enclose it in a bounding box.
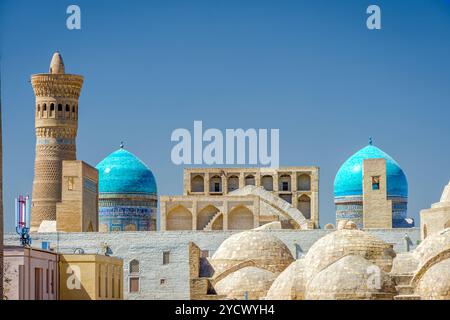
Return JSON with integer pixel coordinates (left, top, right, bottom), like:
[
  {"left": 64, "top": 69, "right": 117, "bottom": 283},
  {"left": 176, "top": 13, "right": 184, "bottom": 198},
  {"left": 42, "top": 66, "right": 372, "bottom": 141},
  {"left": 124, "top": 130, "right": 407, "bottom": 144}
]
[
  {"left": 163, "top": 251, "right": 170, "bottom": 265},
  {"left": 372, "top": 176, "right": 380, "bottom": 190}
]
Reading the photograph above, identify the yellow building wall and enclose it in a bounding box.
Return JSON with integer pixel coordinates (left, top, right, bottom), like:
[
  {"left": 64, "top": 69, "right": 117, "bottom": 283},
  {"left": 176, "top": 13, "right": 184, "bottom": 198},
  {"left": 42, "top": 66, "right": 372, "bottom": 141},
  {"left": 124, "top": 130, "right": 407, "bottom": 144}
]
[
  {"left": 56, "top": 161, "right": 98, "bottom": 232},
  {"left": 59, "top": 254, "right": 123, "bottom": 300}
]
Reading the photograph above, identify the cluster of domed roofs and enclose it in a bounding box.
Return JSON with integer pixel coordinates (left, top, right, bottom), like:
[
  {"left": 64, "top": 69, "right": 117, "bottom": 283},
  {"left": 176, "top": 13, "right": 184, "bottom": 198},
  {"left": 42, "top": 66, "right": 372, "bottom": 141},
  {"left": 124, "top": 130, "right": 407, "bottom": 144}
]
[{"left": 204, "top": 223, "right": 450, "bottom": 300}]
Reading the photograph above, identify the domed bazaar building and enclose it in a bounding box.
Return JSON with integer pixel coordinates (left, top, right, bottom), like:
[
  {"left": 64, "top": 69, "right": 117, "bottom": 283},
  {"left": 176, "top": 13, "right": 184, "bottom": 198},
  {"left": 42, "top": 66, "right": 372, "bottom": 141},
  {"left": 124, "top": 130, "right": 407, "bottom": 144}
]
[
  {"left": 265, "top": 259, "right": 306, "bottom": 300},
  {"left": 96, "top": 145, "right": 157, "bottom": 231},
  {"left": 214, "top": 266, "right": 276, "bottom": 300},
  {"left": 334, "top": 139, "right": 413, "bottom": 229},
  {"left": 305, "top": 255, "right": 396, "bottom": 300},
  {"left": 209, "top": 229, "right": 294, "bottom": 275},
  {"left": 388, "top": 228, "right": 450, "bottom": 300},
  {"left": 205, "top": 228, "right": 294, "bottom": 300}
]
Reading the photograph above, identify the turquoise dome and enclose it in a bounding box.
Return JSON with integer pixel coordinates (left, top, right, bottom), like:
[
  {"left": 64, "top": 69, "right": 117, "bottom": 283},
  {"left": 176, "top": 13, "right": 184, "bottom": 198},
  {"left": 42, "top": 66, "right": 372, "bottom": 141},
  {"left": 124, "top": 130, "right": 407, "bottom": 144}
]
[
  {"left": 334, "top": 144, "right": 407, "bottom": 198},
  {"left": 96, "top": 148, "right": 157, "bottom": 195}
]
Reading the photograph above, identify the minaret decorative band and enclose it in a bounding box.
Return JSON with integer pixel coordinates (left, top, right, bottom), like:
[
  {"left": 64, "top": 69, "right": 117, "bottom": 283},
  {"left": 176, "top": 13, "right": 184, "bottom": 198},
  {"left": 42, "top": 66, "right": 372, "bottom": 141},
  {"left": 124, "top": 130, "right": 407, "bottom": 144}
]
[{"left": 30, "top": 52, "right": 83, "bottom": 231}]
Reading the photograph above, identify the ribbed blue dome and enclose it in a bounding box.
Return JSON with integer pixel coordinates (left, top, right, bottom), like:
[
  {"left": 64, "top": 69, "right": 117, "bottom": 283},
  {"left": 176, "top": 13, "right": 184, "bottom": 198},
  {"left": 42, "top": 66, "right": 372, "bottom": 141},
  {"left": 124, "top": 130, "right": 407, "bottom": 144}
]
[
  {"left": 334, "top": 144, "right": 407, "bottom": 198},
  {"left": 96, "top": 148, "right": 157, "bottom": 195}
]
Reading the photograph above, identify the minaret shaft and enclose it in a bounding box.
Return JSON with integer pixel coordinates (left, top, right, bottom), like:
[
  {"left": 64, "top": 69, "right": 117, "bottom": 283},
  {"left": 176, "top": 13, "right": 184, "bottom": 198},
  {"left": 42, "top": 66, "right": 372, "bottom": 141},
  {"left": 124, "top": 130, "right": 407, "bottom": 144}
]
[{"left": 30, "top": 53, "right": 83, "bottom": 231}]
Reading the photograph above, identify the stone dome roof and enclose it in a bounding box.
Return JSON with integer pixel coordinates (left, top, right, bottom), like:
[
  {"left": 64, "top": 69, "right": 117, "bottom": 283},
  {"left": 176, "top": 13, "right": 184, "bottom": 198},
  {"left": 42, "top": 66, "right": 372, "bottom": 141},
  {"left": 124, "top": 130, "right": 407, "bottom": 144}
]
[
  {"left": 303, "top": 229, "right": 395, "bottom": 282},
  {"left": 413, "top": 228, "right": 450, "bottom": 264},
  {"left": 49, "top": 52, "right": 65, "bottom": 74},
  {"left": 334, "top": 144, "right": 408, "bottom": 198},
  {"left": 390, "top": 252, "right": 419, "bottom": 275},
  {"left": 416, "top": 258, "right": 450, "bottom": 300},
  {"left": 214, "top": 266, "right": 276, "bottom": 300},
  {"left": 305, "top": 255, "right": 396, "bottom": 300},
  {"left": 211, "top": 230, "right": 294, "bottom": 274},
  {"left": 96, "top": 148, "right": 157, "bottom": 195},
  {"left": 265, "top": 259, "right": 305, "bottom": 300}
]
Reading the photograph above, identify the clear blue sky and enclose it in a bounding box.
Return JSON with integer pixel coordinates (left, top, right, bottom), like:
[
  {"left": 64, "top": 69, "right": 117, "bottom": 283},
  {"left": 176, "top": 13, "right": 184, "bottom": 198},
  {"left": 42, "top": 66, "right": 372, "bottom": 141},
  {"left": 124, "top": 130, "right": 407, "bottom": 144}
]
[{"left": 1, "top": 0, "right": 450, "bottom": 232}]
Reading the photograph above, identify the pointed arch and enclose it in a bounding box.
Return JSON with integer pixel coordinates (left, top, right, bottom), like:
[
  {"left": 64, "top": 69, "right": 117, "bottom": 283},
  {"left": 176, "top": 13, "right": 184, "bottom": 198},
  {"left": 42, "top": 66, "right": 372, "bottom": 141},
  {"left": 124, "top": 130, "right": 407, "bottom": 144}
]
[
  {"left": 166, "top": 205, "right": 193, "bottom": 230},
  {"left": 209, "top": 175, "right": 222, "bottom": 193},
  {"left": 279, "top": 174, "right": 291, "bottom": 191},
  {"left": 129, "top": 259, "right": 140, "bottom": 274},
  {"left": 245, "top": 175, "right": 255, "bottom": 186},
  {"left": 197, "top": 205, "right": 220, "bottom": 230},
  {"left": 297, "top": 174, "right": 311, "bottom": 191},
  {"left": 191, "top": 175, "right": 204, "bottom": 193},
  {"left": 228, "top": 205, "right": 254, "bottom": 230},
  {"left": 227, "top": 175, "right": 239, "bottom": 192},
  {"left": 261, "top": 175, "right": 273, "bottom": 191},
  {"left": 298, "top": 194, "right": 311, "bottom": 219}
]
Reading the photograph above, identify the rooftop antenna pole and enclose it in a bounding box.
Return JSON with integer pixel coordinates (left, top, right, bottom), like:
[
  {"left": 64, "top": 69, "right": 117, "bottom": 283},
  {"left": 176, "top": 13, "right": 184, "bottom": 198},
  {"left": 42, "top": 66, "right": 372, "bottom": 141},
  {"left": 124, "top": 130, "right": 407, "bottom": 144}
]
[{"left": 15, "top": 195, "right": 32, "bottom": 247}]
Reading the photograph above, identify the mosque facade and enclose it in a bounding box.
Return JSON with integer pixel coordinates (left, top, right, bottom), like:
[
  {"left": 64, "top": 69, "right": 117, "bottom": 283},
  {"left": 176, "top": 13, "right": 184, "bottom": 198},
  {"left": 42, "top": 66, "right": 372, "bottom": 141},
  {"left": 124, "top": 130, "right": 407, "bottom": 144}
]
[{"left": 160, "top": 167, "right": 319, "bottom": 231}]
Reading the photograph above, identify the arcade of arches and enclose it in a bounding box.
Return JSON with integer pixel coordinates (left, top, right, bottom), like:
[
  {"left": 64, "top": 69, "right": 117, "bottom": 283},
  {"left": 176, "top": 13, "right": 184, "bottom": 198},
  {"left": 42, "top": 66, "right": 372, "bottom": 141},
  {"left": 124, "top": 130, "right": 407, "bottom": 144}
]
[
  {"left": 160, "top": 196, "right": 260, "bottom": 231},
  {"left": 182, "top": 167, "right": 320, "bottom": 228}
]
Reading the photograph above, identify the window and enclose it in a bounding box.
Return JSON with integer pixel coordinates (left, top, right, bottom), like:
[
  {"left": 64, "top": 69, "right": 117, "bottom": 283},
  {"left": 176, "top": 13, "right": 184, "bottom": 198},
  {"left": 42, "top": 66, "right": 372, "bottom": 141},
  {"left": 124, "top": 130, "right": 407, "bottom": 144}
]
[
  {"left": 67, "top": 177, "right": 75, "bottom": 190},
  {"left": 51, "top": 270, "right": 54, "bottom": 294},
  {"left": 191, "top": 175, "right": 204, "bottom": 193},
  {"left": 129, "top": 259, "right": 139, "bottom": 274},
  {"left": 279, "top": 175, "right": 291, "bottom": 191},
  {"left": 50, "top": 103, "right": 55, "bottom": 115},
  {"left": 245, "top": 175, "right": 255, "bottom": 186},
  {"left": 43, "top": 104, "right": 47, "bottom": 111},
  {"left": 19, "top": 265, "right": 25, "bottom": 299},
  {"left": 98, "top": 268, "right": 102, "bottom": 297},
  {"left": 200, "top": 250, "right": 209, "bottom": 258},
  {"left": 163, "top": 251, "right": 170, "bottom": 265},
  {"left": 261, "top": 175, "right": 273, "bottom": 191},
  {"left": 58, "top": 104, "right": 62, "bottom": 112},
  {"left": 372, "top": 176, "right": 380, "bottom": 190},
  {"left": 46, "top": 269, "right": 49, "bottom": 294},
  {"left": 297, "top": 174, "right": 311, "bottom": 191},
  {"left": 66, "top": 104, "right": 70, "bottom": 112},
  {"left": 112, "top": 266, "right": 115, "bottom": 298},
  {"left": 105, "top": 267, "right": 108, "bottom": 298},
  {"left": 129, "top": 277, "right": 139, "bottom": 293},
  {"left": 227, "top": 176, "right": 239, "bottom": 192},
  {"left": 35, "top": 268, "right": 43, "bottom": 300},
  {"left": 209, "top": 175, "right": 222, "bottom": 193},
  {"left": 160, "top": 279, "right": 166, "bottom": 286},
  {"left": 118, "top": 272, "right": 121, "bottom": 298}
]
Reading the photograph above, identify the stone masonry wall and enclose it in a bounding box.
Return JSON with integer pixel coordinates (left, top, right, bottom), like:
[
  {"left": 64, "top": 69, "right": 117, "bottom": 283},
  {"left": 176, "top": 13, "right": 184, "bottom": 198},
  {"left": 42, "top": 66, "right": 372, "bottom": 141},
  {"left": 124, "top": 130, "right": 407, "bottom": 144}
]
[{"left": 3, "top": 228, "right": 420, "bottom": 300}]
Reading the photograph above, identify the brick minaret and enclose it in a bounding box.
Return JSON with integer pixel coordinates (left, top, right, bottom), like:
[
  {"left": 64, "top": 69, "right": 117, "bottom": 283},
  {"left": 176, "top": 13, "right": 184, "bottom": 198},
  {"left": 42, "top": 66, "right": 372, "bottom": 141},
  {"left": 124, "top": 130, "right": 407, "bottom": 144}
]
[{"left": 30, "top": 52, "right": 83, "bottom": 231}]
